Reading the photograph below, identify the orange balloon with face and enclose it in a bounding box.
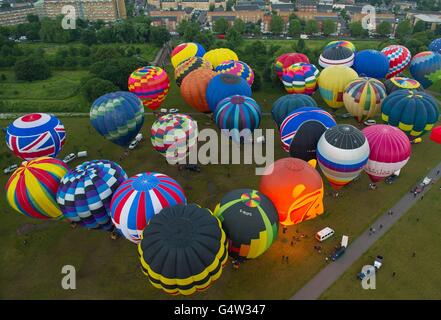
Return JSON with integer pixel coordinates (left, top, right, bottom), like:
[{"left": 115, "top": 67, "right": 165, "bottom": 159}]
[{"left": 259, "top": 158, "right": 324, "bottom": 226}]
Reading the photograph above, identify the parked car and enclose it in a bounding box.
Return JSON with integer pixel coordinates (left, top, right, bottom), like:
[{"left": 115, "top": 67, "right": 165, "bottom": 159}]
[
  {"left": 169, "top": 108, "right": 179, "bottom": 114},
  {"left": 128, "top": 139, "right": 139, "bottom": 150},
  {"left": 357, "top": 255, "right": 383, "bottom": 280},
  {"left": 340, "top": 113, "right": 353, "bottom": 119},
  {"left": 63, "top": 153, "right": 77, "bottom": 164},
  {"left": 4, "top": 164, "right": 18, "bottom": 174},
  {"left": 374, "top": 255, "right": 383, "bottom": 269},
  {"left": 364, "top": 119, "right": 377, "bottom": 126},
  {"left": 77, "top": 151, "right": 88, "bottom": 158},
  {"left": 331, "top": 246, "right": 346, "bottom": 261}
]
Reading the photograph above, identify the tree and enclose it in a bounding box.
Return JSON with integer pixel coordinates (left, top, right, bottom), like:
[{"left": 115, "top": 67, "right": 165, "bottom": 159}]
[
  {"left": 194, "top": 32, "right": 215, "bottom": 50},
  {"left": 322, "top": 19, "right": 336, "bottom": 36},
  {"left": 270, "top": 15, "right": 284, "bottom": 35},
  {"left": 396, "top": 20, "right": 412, "bottom": 39},
  {"left": 349, "top": 21, "right": 366, "bottom": 37},
  {"left": 96, "top": 27, "right": 114, "bottom": 43},
  {"left": 226, "top": 0, "right": 235, "bottom": 11},
  {"left": 209, "top": 4, "right": 215, "bottom": 11},
  {"left": 81, "top": 29, "right": 97, "bottom": 46},
  {"left": 305, "top": 20, "right": 318, "bottom": 35},
  {"left": 39, "top": 17, "right": 71, "bottom": 43},
  {"left": 296, "top": 39, "right": 306, "bottom": 53},
  {"left": 377, "top": 21, "right": 392, "bottom": 37},
  {"left": 226, "top": 28, "right": 243, "bottom": 48},
  {"left": 288, "top": 19, "right": 302, "bottom": 37},
  {"left": 27, "top": 14, "right": 39, "bottom": 24},
  {"left": 251, "top": 72, "right": 262, "bottom": 91},
  {"left": 233, "top": 19, "right": 245, "bottom": 34},
  {"left": 14, "top": 56, "right": 51, "bottom": 81},
  {"left": 82, "top": 77, "right": 118, "bottom": 102},
  {"left": 213, "top": 18, "right": 229, "bottom": 34},
  {"left": 413, "top": 20, "right": 426, "bottom": 34},
  {"left": 150, "top": 26, "right": 170, "bottom": 46}
]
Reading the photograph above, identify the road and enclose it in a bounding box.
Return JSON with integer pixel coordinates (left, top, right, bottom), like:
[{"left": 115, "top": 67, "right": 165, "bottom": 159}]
[{"left": 291, "top": 161, "right": 441, "bottom": 300}]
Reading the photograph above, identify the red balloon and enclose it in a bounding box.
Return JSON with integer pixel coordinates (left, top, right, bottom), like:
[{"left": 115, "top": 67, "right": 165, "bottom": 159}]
[
  {"left": 430, "top": 126, "right": 441, "bottom": 144},
  {"left": 274, "top": 53, "right": 310, "bottom": 78}
]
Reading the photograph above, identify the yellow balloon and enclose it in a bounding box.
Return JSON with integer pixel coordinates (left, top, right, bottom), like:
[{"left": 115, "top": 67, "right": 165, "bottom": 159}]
[
  {"left": 318, "top": 66, "right": 358, "bottom": 109},
  {"left": 203, "top": 48, "right": 238, "bottom": 68}
]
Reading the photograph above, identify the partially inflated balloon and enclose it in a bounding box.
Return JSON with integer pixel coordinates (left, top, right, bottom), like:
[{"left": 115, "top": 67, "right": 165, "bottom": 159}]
[
  {"left": 274, "top": 53, "right": 310, "bottom": 78},
  {"left": 271, "top": 94, "right": 318, "bottom": 128},
  {"left": 282, "top": 63, "right": 319, "bottom": 95},
  {"left": 128, "top": 66, "right": 170, "bottom": 110},
  {"left": 181, "top": 69, "right": 216, "bottom": 113},
  {"left": 215, "top": 60, "right": 254, "bottom": 86},
  {"left": 409, "top": 51, "right": 441, "bottom": 88},
  {"left": 174, "top": 56, "right": 212, "bottom": 87},
  {"left": 319, "top": 46, "right": 355, "bottom": 68},
  {"left": 90, "top": 92, "right": 144, "bottom": 147},
  {"left": 318, "top": 66, "right": 358, "bottom": 109},
  {"left": 203, "top": 48, "right": 238, "bottom": 68},
  {"left": 206, "top": 74, "right": 252, "bottom": 112},
  {"left": 383, "top": 77, "right": 422, "bottom": 94},
  {"left": 6, "top": 157, "right": 68, "bottom": 220},
  {"left": 381, "top": 45, "right": 411, "bottom": 79},
  {"left": 353, "top": 50, "right": 389, "bottom": 79},
  {"left": 171, "top": 42, "right": 206, "bottom": 68},
  {"left": 5, "top": 113, "right": 66, "bottom": 161},
  {"left": 430, "top": 126, "right": 441, "bottom": 144}
]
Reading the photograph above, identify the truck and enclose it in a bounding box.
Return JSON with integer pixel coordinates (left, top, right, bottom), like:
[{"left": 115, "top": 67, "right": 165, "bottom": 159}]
[
  {"left": 341, "top": 235, "right": 349, "bottom": 248},
  {"left": 331, "top": 246, "right": 346, "bottom": 261},
  {"left": 357, "top": 255, "right": 383, "bottom": 280}
]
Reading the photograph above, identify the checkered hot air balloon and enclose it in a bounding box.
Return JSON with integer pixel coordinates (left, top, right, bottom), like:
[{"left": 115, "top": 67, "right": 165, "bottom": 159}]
[
  {"left": 409, "top": 51, "right": 441, "bottom": 89},
  {"left": 151, "top": 114, "right": 198, "bottom": 163},
  {"left": 174, "top": 56, "right": 212, "bottom": 87},
  {"left": 5, "top": 113, "right": 66, "bottom": 161},
  {"left": 281, "top": 63, "right": 319, "bottom": 95},
  {"left": 381, "top": 45, "right": 412, "bottom": 79},
  {"left": 110, "top": 172, "right": 187, "bottom": 243},
  {"left": 56, "top": 160, "right": 128, "bottom": 231},
  {"left": 128, "top": 66, "right": 170, "bottom": 110},
  {"left": 215, "top": 60, "right": 255, "bottom": 86},
  {"left": 6, "top": 157, "right": 69, "bottom": 220},
  {"left": 428, "top": 38, "right": 441, "bottom": 54}
]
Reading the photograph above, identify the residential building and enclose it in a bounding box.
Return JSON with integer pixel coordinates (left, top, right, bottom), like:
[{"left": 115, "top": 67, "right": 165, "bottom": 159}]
[
  {"left": 296, "top": 0, "right": 317, "bottom": 12},
  {"left": 149, "top": 9, "right": 190, "bottom": 31},
  {"left": 160, "top": 0, "right": 226, "bottom": 11},
  {"left": 0, "top": 3, "right": 36, "bottom": 26}
]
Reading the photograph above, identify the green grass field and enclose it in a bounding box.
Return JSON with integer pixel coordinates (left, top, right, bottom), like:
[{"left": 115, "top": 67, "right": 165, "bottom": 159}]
[{"left": 321, "top": 184, "right": 441, "bottom": 300}]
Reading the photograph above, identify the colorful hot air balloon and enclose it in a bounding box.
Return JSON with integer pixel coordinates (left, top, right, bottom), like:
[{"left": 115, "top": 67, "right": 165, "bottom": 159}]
[
  {"left": 381, "top": 90, "right": 440, "bottom": 139},
  {"left": 280, "top": 107, "right": 337, "bottom": 161},
  {"left": 381, "top": 45, "right": 412, "bottom": 79},
  {"left": 56, "top": 160, "right": 128, "bottom": 231},
  {"left": 110, "top": 172, "right": 187, "bottom": 243},
  {"left": 324, "top": 40, "right": 356, "bottom": 53},
  {"left": 206, "top": 74, "right": 252, "bottom": 112},
  {"left": 260, "top": 158, "right": 324, "bottom": 226},
  {"left": 428, "top": 38, "right": 441, "bottom": 54},
  {"left": 281, "top": 63, "right": 319, "bottom": 95},
  {"left": 430, "top": 126, "right": 441, "bottom": 144},
  {"left": 171, "top": 42, "right": 206, "bottom": 68},
  {"left": 214, "top": 189, "right": 278, "bottom": 260},
  {"left": 174, "top": 56, "right": 212, "bottom": 87},
  {"left": 5, "top": 113, "right": 66, "bottom": 161},
  {"left": 203, "top": 48, "right": 238, "bottom": 68},
  {"left": 151, "top": 113, "right": 198, "bottom": 163},
  {"left": 90, "top": 92, "right": 144, "bottom": 147},
  {"left": 138, "top": 204, "right": 227, "bottom": 296},
  {"left": 319, "top": 46, "right": 355, "bottom": 68},
  {"left": 362, "top": 125, "right": 411, "bottom": 183},
  {"left": 180, "top": 68, "right": 217, "bottom": 113},
  {"left": 353, "top": 50, "right": 389, "bottom": 79},
  {"left": 383, "top": 77, "right": 422, "bottom": 94},
  {"left": 343, "top": 77, "right": 387, "bottom": 122},
  {"left": 271, "top": 94, "right": 318, "bottom": 128},
  {"left": 128, "top": 66, "right": 170, "bottom": 110},
  {"left": 215, "top": 60, "right": 254, "bottom": 86},
  {"left": 6, "top": 157, "right": 68, "bottom": 220},
  {"left": 409, "top": 51, "right": 441, "bottom": 88},
  {"left": 214, "top": 95, "right": 262, "bottom": 142},
  {"left": 316, "top": 125, "right": 370, "bottom": 190},
  {"left": 274, "top": 52, "right": 310, "bottom": 78},
  {"left": 318, "top": 66, "right": 358, "bottom": 109}
]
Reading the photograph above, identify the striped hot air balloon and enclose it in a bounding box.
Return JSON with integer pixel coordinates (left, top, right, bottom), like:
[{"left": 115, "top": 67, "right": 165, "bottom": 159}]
[
  {"left": 5, "top": 113, "right": 66, "bottom": 161},
  {"left": 56, "top": 160, "right": 128, "bottom": 231},
  {"left": 128, "top": 66, "right": 170, "bottom": 110},
  {"left": 381, "top": 45, "right": 412, "bottom": 79},
  {"left": 171, "top": 42, "right": 206, "bottom": 68},
  {"left": 174, "top": 56, "right": 212, "bottom": 87},
  {"left": 203, "top": 48, "right": 238, "bottom": 68},
  {"left": 324, "top": 40, "right": 356, "bottom": 53},
  {"left": 180, "top": 68, "right": 217, "bottom": 113},
  {"left": 409, "top": 51, "right": 441, "bottom": 88},
  {"left": 6, "top": 157, "right": 69, "bottom": 220},
  {"left": 215, "top": 60, "right": 255, "bottom": 86},
  {"left": 271, "top": 94, "right": 318, "bottom": 128},
  {"left": 214, "top": 189, "right": 278, "bottom": 260},
  {"left": 383, "top": 77, "right": 422, "bottom": 94},
  {"left": 281, "top": 63, "right": 319, "bottom": 95},
  {"left": 343, "top": 77, "right": 387, "bottom": 122},
  {"left": 319, "top": 46, "right": 355, "bottom": 68},
  {"left": 274, "top": 52, "right": 310, "bottom": 78},
  {"left": 206, "top": 74, "right": 252, "bottom": 112},
  {"left": 317, "top": 125, "right": 370, "bottom": 190},
  {"left": 110, "top": 172, "right": 187, "bottom": 243}
]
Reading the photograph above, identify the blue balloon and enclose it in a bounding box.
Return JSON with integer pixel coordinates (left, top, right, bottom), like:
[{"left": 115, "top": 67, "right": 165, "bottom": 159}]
[
  {"left": 353, "top": 50, "right": 389, "bottom": 79},
  {"left": 206, "top": 74, "right": 252, "bottom": 112},
  {"left": 271, "top": 94, "right": 318, "bottom": 128},
  {"left": 429, "top": 38, "right": 441, "bottom": 54}
]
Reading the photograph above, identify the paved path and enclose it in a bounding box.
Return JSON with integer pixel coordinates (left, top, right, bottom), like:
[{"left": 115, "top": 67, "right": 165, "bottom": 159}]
[{"left": 291, "top": 161, "right": 441, "bottom": 300}]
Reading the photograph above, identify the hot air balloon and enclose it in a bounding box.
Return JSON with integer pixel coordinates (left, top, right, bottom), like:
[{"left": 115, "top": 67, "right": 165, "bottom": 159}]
[
  {"left": 259, "top": 158, "right": 324, "bottom": 226},
  {"left": 384, "top": 77, "right": 422, "bottom": 94},
  {"left": 6, "top": 157, "right": 68, "bottom": 220},
  {"left": 318, "top": 66, "right": 358, "bottom": 109},
  {"left": 319, "top": 46, "right": 355, "bottom": 68},
  {"left": 180, "top": 68, "right": 216, "bottom": 113},
  {"left": 214, "top": 95, "right": 262, "bottom": 142},
  {"left": 203, "top": 48, "right": 238, "bottom": 68},
  {"left": 5, "top": 113, "right": 66, "bottom": 161},
  {"left": 128, "top": 66, "right": 170, "bottom": 110},
  {"left": 174, "top": 56, "right": 212, "bottom": 87},
  {"left": 316, "top": 125, "right": 370, "bottom": 191},
  {"left": 271, "top": 94, "right": 318, "bottom": 128},
  {"left": 409, "top": 51, "right": 441, "bottom": 88},
  {"left": 171, "top": 42, "right": 206, "bottom": 68},
  {"left": 343, "top": 77, "right": 387, "bottom": 122},
  {"left": 381, "top": 45, "right": 412, "bottom": 79},
  {"left": 280, "top": 107, "right": 337, "bottom": 161},
  {"left": 151, "top": 113, "right": 198, "bottom": 163},
  {"left": 430, "top": 126, "right": 441, "bottom": 144},
  {"left": 138, "top": 204, "right": 227, "bottom": 296},
  {"left": 362, "top": 125, "right": 411, "bottom": 183},
  {"left": 274, "top": 52, "right": 310, "bottom": 78},
  {"left": 353, "top": 50, "right": 389, "bottom": 79},
  {"left": 214, "top": 189, "right": 278, "bottom": 260},
  {"left": 324, "top": 40, "right": 356, "bottom": 53},
  {"left": 428, "top": 38, "right": 441, "bottom": 54},
  {"left": 215, "top": 60, "right": 254, "bottom": 86},
  {"left": 90, "top": 91, "right": 144, "bottom": 147},
  {"left": 56, "top": 160, "right": 128, "bottom": 231},
  {"left": 381, "top": 90, "right": 440, "bottom": 140},
  {"left": 110, "top": 172, "right": 187, "bottom": 243},
  {"left": 281, "top": 63, "right": 319, "bottom": 95},
  {"left": 206, "top": 74, "right": 252, "bottom": 112}
]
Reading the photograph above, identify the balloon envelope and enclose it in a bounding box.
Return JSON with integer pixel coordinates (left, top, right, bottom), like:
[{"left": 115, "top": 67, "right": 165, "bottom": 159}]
[
  {"left": 274, "top": 52, "right": 310, "bottom": 78},
  {"left": 282, "top": 63, "right": 319, "bottom": 95},
  {"left": 430, "top": 126, "right": 441, "bottom": 144},
  {"left": 318, "top": 66, "right": 358, "bottom": 109},
  {"left": 271, "top": 94, "right": 318, "bottom": 128},
  {"left": 171, "top": 42, "right": 206, "bottom": 68},
  {"left": 215, "top": 60, "right": 254, "bottom": 86},
  {"left": 428, "top": 38, "right": 441, "bottom": 54},
  {"left": 181, "top": 68, "right": 216, "bottom": 113},
  {"left": 324, "top": 40, "right": 356, "bottom": 52},
  {"left": 203, "top": 48, "right": 238, "bottom": 68},
  {"left": 319, "top": 46, "right": 355, "bottom": 68},
  {"left": 206, "top": 74, "right": 252, "bottom": 112},
  {"left": 381, "top": 45, "right": 411, "bottom": 79},
  {"left": 174, "top": 56, "right": 212, "bottom": 87},
  {"left": 409, "top": 51, "right": 441, "bottom": 88},
  {"left": 383, "top": 77, "right": 422, "bottom": 94}
]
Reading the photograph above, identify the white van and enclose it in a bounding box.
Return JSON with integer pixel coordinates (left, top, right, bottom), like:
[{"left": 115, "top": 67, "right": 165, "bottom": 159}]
[
  {"left": 315, "top": 227, "right": 335, "bottom": 242},
  {"left": 77, "top": 151, "right": 88, "bottom": 158}
]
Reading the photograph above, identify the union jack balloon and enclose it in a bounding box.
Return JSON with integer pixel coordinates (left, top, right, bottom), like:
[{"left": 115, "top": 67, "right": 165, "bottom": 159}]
[{"left": 5, "top": 113, "right": 66, "bottom": 161}]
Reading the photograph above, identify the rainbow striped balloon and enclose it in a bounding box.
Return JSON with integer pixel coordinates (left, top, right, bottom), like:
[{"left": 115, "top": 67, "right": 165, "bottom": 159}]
[
  {"left": 128, "top": 66, "right": 170, "bottom": 110},
  {"left": 282, "top": 63, "right": 319, "bottom": 95},
  {"left": 171, "top": 42, "right": 206, "bottom": 68},
  {"left": 215, "top": 60, "right": 255, "bottom": 86},
  {"left": 324, "top": 40, "right": 356, "bottom": 52},
  {"left": 6, "top": 157, "right": 69, "bottom": 220},
  {"left": 110, "top": 172, "right": 187, "bottom": 243}
]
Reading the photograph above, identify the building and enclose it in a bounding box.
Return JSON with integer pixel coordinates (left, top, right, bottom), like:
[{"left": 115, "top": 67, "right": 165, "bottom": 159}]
[
  {"left": 351, "top": 12, "right": 396, "bottom": 28},
  {"left": 0, "top": 3, "right": 37, "bottom": 26},
  {"left": 160, "top": 0, "right": 226, "bottom": 11},
  {"left": 296, "top": 0, "right": 317, "bottom": 12},
  {"left": 271, "top": 2, "right": 295, "bottom": 12},
  {"left": 207, "top": 9, "right": 264, "bottom": 26},
  {"left": 410, "top": 13, "right": 441, "bottom": 31},
  {"left": 317, "top": 4, "right": 333, "bottom": 13},
  {"left": 149, "top": 9, "right": 190, "bottom": 31},
  {"left": 394, "top": 1, "right": 417, "bottom": 11}
]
